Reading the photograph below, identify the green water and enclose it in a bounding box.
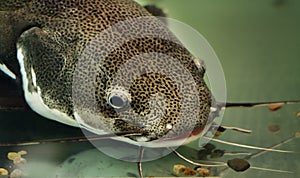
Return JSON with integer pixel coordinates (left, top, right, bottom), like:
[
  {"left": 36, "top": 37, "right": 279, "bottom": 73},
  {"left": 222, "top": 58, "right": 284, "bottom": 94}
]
[
  {"left": 162, "top": 0, "right": 300, "bottom": 177},
  {"left": 0, "top": 0, "right": 300, "bottom": 177}
]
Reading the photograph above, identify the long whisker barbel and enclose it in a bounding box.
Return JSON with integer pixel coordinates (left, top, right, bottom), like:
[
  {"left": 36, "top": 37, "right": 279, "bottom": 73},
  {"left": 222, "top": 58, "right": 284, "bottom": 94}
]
[
  {"left": 0, "top": 99, "right": 299, "bottom": 177},
  {"left": 0, "top": 131, "right": 143, "bottom": 147},
  {"left": 220, "top": 100, "right": 300, "bottom": 108},
  {"left": 205, "top": 136, "right": 294, "bottom": 153},
  {"left": 1, "top": 99, "right": 300, "bottom": 111},
  {"left": 170, "top": 147, "right": 293, "bottom": 174},
  {"left": 138, "top": 147, "right": 145, "bottom": 178},
  {"left": 218, "top": 132, "right": 300, "bottom": 175}
]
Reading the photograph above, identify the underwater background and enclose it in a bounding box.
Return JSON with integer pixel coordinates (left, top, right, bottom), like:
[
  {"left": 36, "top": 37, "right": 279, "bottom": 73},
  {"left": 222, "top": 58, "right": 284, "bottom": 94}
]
[{"left": 0, "top": 0, "right": 300, "bottom": 177}]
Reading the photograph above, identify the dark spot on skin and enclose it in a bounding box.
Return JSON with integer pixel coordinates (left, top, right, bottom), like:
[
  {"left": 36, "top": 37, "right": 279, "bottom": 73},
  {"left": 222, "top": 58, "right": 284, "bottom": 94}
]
[
  {"left": 227, "top": 158, "right": 250, "bottom": 172},
  {"left": 67, "top": 157, "right": 76, "bottom": 164}
]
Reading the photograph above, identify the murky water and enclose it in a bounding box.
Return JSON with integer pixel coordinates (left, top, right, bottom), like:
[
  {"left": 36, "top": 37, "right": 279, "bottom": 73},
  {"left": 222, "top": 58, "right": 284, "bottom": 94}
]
[{"left": 0, "top": 0, "right": 299, "bottom": 177}]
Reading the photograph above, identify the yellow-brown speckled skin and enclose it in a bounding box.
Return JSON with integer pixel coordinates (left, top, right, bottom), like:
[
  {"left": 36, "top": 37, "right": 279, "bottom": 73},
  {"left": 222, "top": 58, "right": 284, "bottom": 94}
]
[{"left": 0, "top": 0, "right": 212, "bottom": 142}]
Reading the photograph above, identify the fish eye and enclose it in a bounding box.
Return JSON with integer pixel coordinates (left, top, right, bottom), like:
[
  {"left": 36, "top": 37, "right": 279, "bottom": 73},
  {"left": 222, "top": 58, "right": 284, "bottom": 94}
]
[
  {"left": 108, "top": 92, "right": 129, "bottom": 110},
  {"left": 109, "top": 95, "right": 125, "bottom": 108}
]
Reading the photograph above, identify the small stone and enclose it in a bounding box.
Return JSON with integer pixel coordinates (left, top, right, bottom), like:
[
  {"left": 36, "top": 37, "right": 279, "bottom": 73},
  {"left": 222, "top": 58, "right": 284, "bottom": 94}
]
[
  {"left": 173, "top": 164, "right": 186, "bottom": 175},
  {"left": 18, "top": 150, "right": 27, "bottom": 156},
  {"left": 7, "top": 152, "right": 20, "bottom": 160},
  {"left": 13, "top": 157, "right": 27, "bottom": 165},
  {"left": 196, "top": 167, "right": 211, "bottom": 177},
  {"left": 268, "top": 103, "right": 283, "bottom": 111},
  {"left": 10, "top": 169, "right": 24, "bottom": 178},
  {"left": 183, "top": 167, "right": 196, "bottom": 176},
  {"left": 297, "top": 112, "right": 300, "bottom": 117},
  {"left": 227, "top": 158, "right": 250, "bottom": 172},
  {"left": 0, "top": 168, "right": 9, "bottom": 175}
]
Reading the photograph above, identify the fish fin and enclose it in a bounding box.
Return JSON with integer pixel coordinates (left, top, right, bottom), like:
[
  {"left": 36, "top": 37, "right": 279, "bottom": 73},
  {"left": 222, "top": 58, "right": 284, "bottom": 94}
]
[
  {"left": 17, "top": 27, "right": 78, "bottom": 127},
  {"left": 0, "top": 63, "right": 17, "bottom": 80}
]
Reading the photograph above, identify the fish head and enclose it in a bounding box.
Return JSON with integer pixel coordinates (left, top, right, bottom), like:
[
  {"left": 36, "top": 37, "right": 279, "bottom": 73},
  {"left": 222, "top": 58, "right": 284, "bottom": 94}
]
[{"left": 73, "top": 17, "right": 214, "bottom": 147}]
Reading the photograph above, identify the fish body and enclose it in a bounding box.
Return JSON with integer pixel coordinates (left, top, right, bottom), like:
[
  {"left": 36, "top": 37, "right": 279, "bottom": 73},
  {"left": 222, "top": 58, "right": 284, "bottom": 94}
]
[{"left": 0, "top": 0, "right": 213, "bottom": 147}]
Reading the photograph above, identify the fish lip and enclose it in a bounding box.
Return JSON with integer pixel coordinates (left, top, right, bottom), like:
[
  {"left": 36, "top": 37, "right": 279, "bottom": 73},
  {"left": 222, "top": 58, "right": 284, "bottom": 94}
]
[
  {"left": 150, "top": 126, "right": 205, "bottom": 144},
  {"left": 126, "top": 126, "right": 205, "bottom": 144},
  {"left": 127, "top": 131, "right": 152, "bottom": 142}
]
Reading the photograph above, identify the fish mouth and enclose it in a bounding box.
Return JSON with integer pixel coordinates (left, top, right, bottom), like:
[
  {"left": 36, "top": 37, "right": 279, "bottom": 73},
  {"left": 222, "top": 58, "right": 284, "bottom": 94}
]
[
  {"left": 127, "top": 126, "right": 205, "bottom": 145},
  {"left": 154, "top": 126, "right": 205, "bottom": 145}
]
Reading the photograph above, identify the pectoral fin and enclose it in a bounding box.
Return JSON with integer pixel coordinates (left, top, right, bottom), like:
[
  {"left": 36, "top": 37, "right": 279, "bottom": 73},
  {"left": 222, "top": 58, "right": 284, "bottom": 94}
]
[{"left": 17, "top": 27, "right": 78, "bottom": 127}]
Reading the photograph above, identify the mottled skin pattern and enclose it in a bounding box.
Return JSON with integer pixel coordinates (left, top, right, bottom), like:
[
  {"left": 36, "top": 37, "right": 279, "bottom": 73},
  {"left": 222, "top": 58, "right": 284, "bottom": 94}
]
[{"left": 0, "top": 0, "right": 212, "bottom": 143}]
